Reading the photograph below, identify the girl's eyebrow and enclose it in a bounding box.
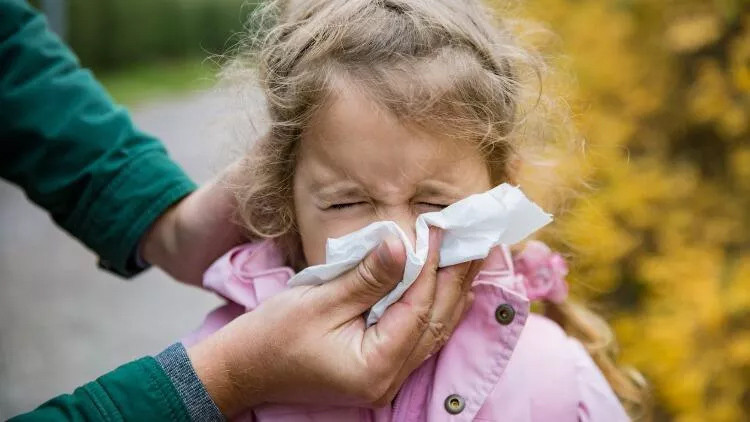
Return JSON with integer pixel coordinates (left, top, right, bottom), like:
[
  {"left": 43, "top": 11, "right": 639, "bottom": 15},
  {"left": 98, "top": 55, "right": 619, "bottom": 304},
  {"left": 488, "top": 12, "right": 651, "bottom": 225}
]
[
  {"left": 415, "top": 180, "right": 464, "bottom": 200},
  {"left": 312, "top": 180, "right": 467, "bottom": 202},
  {"left": 313, "top": 182, "right": 367, "bottom": 201}
]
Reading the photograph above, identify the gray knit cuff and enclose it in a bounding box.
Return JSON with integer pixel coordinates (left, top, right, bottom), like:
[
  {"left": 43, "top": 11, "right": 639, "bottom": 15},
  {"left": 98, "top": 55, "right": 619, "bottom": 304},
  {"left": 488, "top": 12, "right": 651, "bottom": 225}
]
[{"left": 156, "top": 342, "right": 225, "bottom": 422}]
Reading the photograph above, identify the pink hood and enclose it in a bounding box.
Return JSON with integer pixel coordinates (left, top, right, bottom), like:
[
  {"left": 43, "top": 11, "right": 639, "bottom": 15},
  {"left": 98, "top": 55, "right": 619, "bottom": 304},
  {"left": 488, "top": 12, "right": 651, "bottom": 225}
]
[{"left": 185, "top": 241, "right": 628, "bottom": 421}]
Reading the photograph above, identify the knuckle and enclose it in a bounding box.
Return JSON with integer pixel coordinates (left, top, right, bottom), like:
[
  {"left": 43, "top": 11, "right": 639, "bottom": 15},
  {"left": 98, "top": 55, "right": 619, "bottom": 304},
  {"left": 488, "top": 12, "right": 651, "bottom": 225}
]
[
  {"left": 412, "top": 307, "right": 432, "bottom": 332},
  {"left": 418, "top": 261, "right": 438, "bottom": 282},
  {"left": 443, "top": 263, "right": 468, "bottom": 280},
  {"left": 426, "top": 321, "right": 451, "bottom": 351},
  {"left": 428, "top": 321, "right": 449, "bottom": 342},
  {"left": 426, "top": 251, "right": 441, "bottom": 269},
  {"left": 356, "top": 259, "right": 383, "bottom": 294}
]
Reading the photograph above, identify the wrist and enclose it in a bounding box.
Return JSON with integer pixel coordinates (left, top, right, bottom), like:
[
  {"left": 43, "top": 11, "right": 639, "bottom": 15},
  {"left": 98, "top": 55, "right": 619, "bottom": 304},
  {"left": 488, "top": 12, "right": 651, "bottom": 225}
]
[
  {"left": 187, "top": 323, "right": 268, "bottom": 416},
  {"left": 140, "top": 202, "right": 179, "bottom": 272},
  {"left": 156, "top": 343, "right": 224, "bottom": 421}
]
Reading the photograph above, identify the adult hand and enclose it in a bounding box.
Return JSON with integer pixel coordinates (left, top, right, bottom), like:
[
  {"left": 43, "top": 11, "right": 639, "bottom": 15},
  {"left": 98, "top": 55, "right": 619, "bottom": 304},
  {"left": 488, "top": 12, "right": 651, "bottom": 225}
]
[
  {"left": 140, "top": 164, "right": 246, "bottom": 286},
  {"left": 188, "top": 228, "right": 485, "bottom": 417}
]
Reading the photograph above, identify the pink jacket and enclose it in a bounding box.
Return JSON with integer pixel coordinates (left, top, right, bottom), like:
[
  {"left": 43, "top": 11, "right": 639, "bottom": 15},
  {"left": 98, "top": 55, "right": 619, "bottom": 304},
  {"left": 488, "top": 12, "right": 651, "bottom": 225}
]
[{"left": 184, "top": 241, "right": 629, "bottom": 421}]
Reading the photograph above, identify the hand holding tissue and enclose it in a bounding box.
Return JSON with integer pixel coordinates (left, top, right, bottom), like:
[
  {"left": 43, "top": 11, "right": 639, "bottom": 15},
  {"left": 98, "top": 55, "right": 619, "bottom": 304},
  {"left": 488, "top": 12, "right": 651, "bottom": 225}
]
[{"left": 288, "top": 183, "right": 552, "bottom": 325}]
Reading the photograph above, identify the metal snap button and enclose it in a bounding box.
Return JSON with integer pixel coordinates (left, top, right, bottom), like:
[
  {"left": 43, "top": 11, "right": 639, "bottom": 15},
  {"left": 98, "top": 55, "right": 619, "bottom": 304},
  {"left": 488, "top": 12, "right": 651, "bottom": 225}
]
[
  {"left": 444, "top": 393, "right": 465, "bottom": 414},
  {"left": 495, "top": 303, "right": 515, "bottom": 325}
]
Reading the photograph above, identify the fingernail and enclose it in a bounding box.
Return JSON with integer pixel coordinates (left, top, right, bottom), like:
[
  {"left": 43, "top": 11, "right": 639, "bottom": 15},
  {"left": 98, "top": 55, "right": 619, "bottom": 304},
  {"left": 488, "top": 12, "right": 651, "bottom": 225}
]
[{"left": 377, "top": 238, "right": 396, "bottom": 268}]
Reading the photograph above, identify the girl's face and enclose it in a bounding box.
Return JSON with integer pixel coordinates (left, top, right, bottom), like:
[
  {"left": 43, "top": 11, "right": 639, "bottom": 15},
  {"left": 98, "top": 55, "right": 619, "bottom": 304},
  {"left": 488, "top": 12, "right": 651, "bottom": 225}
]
[{"left": 293, "top": 87, "right": 492, "bottom": 265}]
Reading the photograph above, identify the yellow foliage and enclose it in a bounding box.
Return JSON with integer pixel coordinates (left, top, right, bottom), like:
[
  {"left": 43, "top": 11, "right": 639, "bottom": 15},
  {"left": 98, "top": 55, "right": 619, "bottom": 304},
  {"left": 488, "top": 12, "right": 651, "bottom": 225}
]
[
  {"left": 491, "top": 0, "right": 750, "bottom": 419},
  {"left": 665, "top": 13, "right": 721, "bottom": 53}
]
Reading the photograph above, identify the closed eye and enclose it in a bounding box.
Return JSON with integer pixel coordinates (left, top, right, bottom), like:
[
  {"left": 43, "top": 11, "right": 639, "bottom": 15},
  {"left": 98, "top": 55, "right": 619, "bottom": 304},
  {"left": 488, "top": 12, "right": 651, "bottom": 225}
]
[
  {"left": 419, "top": 202, "right": 448, "bottom": 210},
  {"left": 327, "top": 202, "right": 367, "bottom": 210}
]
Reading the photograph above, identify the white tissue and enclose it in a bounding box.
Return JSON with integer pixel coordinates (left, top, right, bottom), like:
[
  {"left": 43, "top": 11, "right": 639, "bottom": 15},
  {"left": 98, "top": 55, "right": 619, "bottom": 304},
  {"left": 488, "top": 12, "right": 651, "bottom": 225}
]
[{"left": 288, "top": 183, "right": 552, "bottom": 325}]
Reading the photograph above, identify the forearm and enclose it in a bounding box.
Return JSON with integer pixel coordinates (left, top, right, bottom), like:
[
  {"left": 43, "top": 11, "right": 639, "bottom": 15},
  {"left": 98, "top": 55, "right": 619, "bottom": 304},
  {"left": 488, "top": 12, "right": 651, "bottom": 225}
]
[
  {"left": 0, "top": 0, "right": 196, "bottom": 277},
  {"left": 9, "top": 349, "right": 216, "bottom": 421},
  {"left": 186, "top": 318, "right": 271, "bottom": 417}
]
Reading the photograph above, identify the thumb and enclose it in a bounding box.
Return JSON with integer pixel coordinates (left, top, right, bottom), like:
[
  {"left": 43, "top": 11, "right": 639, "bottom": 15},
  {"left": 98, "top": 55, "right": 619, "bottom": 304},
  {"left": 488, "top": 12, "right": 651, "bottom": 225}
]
[{"left": 325, "top": 236, "right": 407, "bottom": 314}]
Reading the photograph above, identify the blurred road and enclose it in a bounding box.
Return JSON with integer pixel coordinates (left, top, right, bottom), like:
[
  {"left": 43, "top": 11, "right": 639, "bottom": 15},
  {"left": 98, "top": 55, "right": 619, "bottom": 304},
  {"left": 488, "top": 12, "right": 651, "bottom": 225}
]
[{"left": 0, "top": 89, "right": 262, "bottom": 417}]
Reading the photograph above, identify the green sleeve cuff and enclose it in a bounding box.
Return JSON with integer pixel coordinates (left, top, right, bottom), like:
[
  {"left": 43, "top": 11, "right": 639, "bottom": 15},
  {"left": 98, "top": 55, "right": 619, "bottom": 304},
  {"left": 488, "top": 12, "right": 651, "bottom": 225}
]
[
  {"left": 86, "top": 356, "right": 191, "bottom": 421},
  {"left": 70, "top": 150, "right": 197, "bottom": 278},
  {"left": 10, "top": 357, "right": 191, "bottom": 421},
  {"left": 156, "top": 343, "right": 225, "bottom": 421}
]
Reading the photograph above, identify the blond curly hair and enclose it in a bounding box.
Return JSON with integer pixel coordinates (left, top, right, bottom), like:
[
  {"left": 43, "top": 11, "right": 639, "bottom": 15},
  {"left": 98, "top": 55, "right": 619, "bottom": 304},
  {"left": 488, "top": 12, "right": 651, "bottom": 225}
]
[{"left": 223, "top": 0, "right": 648, "bottom": 417}]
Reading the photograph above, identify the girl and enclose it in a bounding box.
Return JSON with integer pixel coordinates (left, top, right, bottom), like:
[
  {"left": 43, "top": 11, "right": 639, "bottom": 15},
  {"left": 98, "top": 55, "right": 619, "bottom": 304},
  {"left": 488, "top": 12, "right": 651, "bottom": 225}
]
[{"left": 188, "top": 0, "right": 646, "bottom": 420}]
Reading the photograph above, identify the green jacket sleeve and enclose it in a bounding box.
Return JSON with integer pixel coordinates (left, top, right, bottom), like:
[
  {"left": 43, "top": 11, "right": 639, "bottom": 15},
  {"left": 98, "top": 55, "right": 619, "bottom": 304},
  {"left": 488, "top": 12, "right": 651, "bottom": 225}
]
[
  {"left": 9, "top": 357, "right": 191, "bottom": 422},
  {"left": 0, "top": 0, "right": 197, "bottom": 277}
]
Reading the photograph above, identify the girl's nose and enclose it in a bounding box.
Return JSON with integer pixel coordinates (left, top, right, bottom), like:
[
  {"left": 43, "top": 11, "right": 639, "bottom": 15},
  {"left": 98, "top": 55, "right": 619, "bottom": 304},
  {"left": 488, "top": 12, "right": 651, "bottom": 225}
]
[{"left": 376, "top": 206, "right": 418, "bottom": 247}]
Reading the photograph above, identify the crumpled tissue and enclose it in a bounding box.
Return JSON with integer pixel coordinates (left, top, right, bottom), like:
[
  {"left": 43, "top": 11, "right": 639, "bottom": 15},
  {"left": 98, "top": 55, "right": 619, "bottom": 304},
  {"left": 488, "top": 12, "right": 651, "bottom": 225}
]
[{"left": 288, "top": 183, "right": 552, "bottom": 325}]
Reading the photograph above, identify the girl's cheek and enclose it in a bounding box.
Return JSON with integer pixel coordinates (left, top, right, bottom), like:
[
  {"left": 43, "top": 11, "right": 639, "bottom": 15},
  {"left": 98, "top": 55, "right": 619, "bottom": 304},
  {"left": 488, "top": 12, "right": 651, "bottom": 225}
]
[
  {"left": 299, "top": 211, "right": 377, "bottom": 266},
  {"left": 319, "top": 214, "right": 376, "bottom": 240}
]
